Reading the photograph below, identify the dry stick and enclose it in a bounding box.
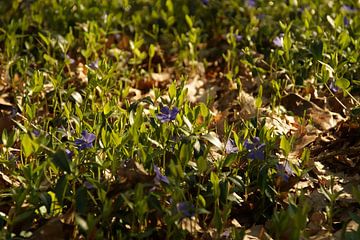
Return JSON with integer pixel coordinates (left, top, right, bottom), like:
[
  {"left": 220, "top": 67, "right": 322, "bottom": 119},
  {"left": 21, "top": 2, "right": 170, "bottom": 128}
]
[{"left": 324, "top": 84, "right": 348, "bottom": 110}]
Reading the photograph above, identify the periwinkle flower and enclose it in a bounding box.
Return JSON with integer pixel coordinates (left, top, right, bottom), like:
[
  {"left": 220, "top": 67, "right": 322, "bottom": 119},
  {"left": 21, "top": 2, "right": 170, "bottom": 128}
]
[
  {"left": 329, "top": 79, "right": 339, "bottom": 93},
  {"left": 10, "top": 107, "right": 18, "bottom": 118},
  {"left": 235, "top": 34, "right": 243, "bottom": 42},
  {"left": 84, "top": 181, "right": 95, "bottom": 189},
  {"left": 65, "top": 54, "right": 75, "bottom": 65},
  {"left": 343, "top": 16, "right": 349, "bottom": 27},
  {"left": 176, "top": 202, "right": 195, "bottom": 218},
  {"left": 342, "top": 5, "right": 356, "bottom": 12},
  {"left": 273, "top": 34, "right": 284, "bottom": 48},
  {"left": 226, "top": 138, "right": 239, "bottom": 154},
  {"left": 244, "top": 137, "right": 265, "bottom": 160},
  {"left": 154, "top": 165, "right": 169, "bottom": 184},
  {"left": 276, "top": 162, "right": 294, "bottom": 182},
  {"left": 32, "top": 129, "right": 40, "bottom": 137},
  {"left": 75, "top": 130, "right": 96, "bottom": 150},
  {"left": 156, "top": 106, "right": 179, "bottom": 123},
  {"left": 248, "top": 0, "right": 256, "bottom": 7},
  {"left": 89, "top": 59, "right": 99, "bottom": 70},
  {"left": 65, "top": 149, "right": 74, "bottom": 161},
  {"left": 201, "top": 0, "right": 209, "bottom": 5}
]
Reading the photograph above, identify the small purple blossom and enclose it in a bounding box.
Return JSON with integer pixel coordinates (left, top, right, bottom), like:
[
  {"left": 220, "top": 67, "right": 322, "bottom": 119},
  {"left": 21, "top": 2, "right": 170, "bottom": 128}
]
[
  {"left": 10, "top": 107, "right": 17, "bottom": 118},
  {"left": 247, "top": 0, "right": 256, "bottom": 7},
  {"left": 84, "top": 181, "right": 95, "bottom": 189},
  {"left": 154, "top": 165, "right": 169, "bottom": 184},
  {"left": 234, "top": 34, "right": 243, "bottom": 42},
  {"left": 65, "top": 149, "right": 74, "bottom": 161},
  {"left": 343, "top": 16, "right": 349, "bottom": 27},
  {"left": 156, "top": 106, "right": 179, "bottom": 123},
  {"left": 65, "top": 54, "right": 75, "bottom": 65},
  {"left": 329, "top": 79, "right": 339, "bottom": 93},
  {"left": 32, "top": 129, "right": 40, "bottom": 137},
  {"left": 89, "top": 59, "right": 99, "bottom": 70},
  {"left": 342, "top": 5, "right": 356, "bottom": 12},
  {"left": 226, "top": 138, "right": 239, "bottom": 154},
  {"left": 244, "top": 137, "right": 265, "bottom": 160},
  {"left": 201, "top": 0, "right": 209, "bottom": 5},
  {"left": 273, "top": 34, "right": 284, "bottom": 48},
  {"left": 75, "top": 130, "right": 96, "bottom": 150},
  {"left": 176, "top": 202, "right": 195, "bottom": 218},
  {"left": 276, "top": 162, "right": 294, "bottom": 182}
]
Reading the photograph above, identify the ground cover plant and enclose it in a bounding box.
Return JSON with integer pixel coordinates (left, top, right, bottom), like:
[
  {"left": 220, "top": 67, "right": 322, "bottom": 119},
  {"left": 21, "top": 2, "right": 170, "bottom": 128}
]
[{"left": 1, "top": 0, "right": 360, "bottom": 239}]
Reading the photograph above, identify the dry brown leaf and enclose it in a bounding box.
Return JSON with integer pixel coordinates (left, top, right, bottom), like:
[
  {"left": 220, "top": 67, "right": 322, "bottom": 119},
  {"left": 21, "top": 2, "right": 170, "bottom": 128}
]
[
  {"left": 150, "top": 72, "right": 171, "bottom": 82},
  {"left": 280, "top": 93, "right": 343, "bottom": 131},
  {"left": 179, "top": 217, "right": 202, "bottom": 233},
  {"left": 244, "top": 225, "right": 272, "bottom": 240}
]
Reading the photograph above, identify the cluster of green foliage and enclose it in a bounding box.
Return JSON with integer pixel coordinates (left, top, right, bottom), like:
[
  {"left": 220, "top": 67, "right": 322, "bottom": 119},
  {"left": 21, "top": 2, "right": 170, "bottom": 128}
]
[{"left": 0, "top": 0, "right": 360, "bottom": 239}]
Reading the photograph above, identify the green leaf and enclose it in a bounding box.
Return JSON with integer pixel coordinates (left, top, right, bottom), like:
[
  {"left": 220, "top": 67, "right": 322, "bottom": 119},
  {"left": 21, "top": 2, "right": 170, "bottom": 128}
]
[
  {"left": 255, "top": 85, "right": 263, "bottom": 108},
  {"left": 43, "top": 54, "right": 58, "bottom": 66},
  {"left": 280, "top": 135, "right": 291, "bottom": 156},
  {"left": 2, "top": 129, "right": 8, "bottom": 146},
  {"left": 55, "top": 175, "right": 68, "bottom": 206},
  {"left": 283, "top": 33, "right": 292, "bottom": 53},
  {"left": 223, "top": 154, "right": 237, "bottom": 167},
  {"left": 212, "top": 206, "right": 222, "bottom": 231},
  {"left": 21, "top": 134, "right": 34, "bottom": 157},
  {"left": 350, "top": 106, "right": 360, "bottom": 116},
  {"left": 149, "top": 44, "right": 155, "bottom": 58},
  {"left": 12, "top": 209, "right": 34, "bottom": 226},
  {"left": 185, "top": 15, "right": 193, "bottom": 28},
  {"left": 76, "top": 187, "right": 88, "bottom": 215},
  {"left": 103, "top": 102, "right": 112, "bottom": 115},
  {"left": 180, "top": 143, "right": 192, "bottom": 164},
  {"left": 338, "top": 31, "right": 351, "bottom": 49},
  {"left": 52, "top": 149, "right": 71, "bottom": 173},
  {"left": 198, "top": 194, "right": 206, "bottom": 208},
  {"left": 183, "top": 115, "right": 193, "bottom": 131},
  {"left": 199, "top": 102, "right": 209, "bottom": 118},
  {"left": 210, "top": 172, "right": 220, "bottom": 198},
  {"left": 335, "top": 78, "right": 350, "bottom": 90},
  {"left": 38, "top": 32, "right": 50, "bottom": 47},
  {"left": 197, "top": 156, "right": 207, "bottom": 173},
  {"left": 311, "top": 40, "right": 323, "bottom": 60},
  {"left": 169, "top": 81, "right": 176, "bottom": 100}
]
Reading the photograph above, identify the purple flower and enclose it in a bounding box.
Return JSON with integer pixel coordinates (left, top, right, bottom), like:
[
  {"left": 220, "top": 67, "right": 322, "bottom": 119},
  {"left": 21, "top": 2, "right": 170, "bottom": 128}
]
[
  {"left": 156, "top": 106, "right": 179, "bottom": 123},
  {"left": 65, "top": 54, "right": 75, "bottom": 65},
  {"left": 84, "top": 181, "right": 95, "bottom": 189},
  {"left": 154, "top": 165, "right": 169, "bottom": 184},
  {"left": 10, "top": 107, "right": 18, "bottom": 118},
  {"left": 32, "top": 129, "right": 40, "bottom": 137},
  {"left": 276, "top": 162, "right": 294, "bottom": 182},
  {"left": 343, "top": 16, "right": 349, "bottom": 27},
  {"left": 342, "top": 5, "right": 356, "bottom": 12},
  {"left": 65, "top": 149, "right": 74, "bottom": 161},
  {"left": 201, "top": 0, "right": 209, "bottom": 5},
  {"left": 273, "top": 34, "right": 284, "bottom": 48},
  {"left": 235, "top": 34, "right": 243, "bottom": 42},
  {"left": 329, "top": 79, "right": 339, "bottom": 93},
  {"left": 176, "top": 202, "right": 195, "bottom": 218},
  {"left": 244, "top": 137, "right": 265, "bottom": 160},
  {"left": 248, "top": 0, "right": 256, "bottom": 7},
  {"left": 226, "top": 139, "right": 239, "bottom": 154},
  {"left": 89, "top": 59, "right": 99, "bottom": 70},
  {"left": 75, "top": 130, "right": 96, "bottom": 150}
]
